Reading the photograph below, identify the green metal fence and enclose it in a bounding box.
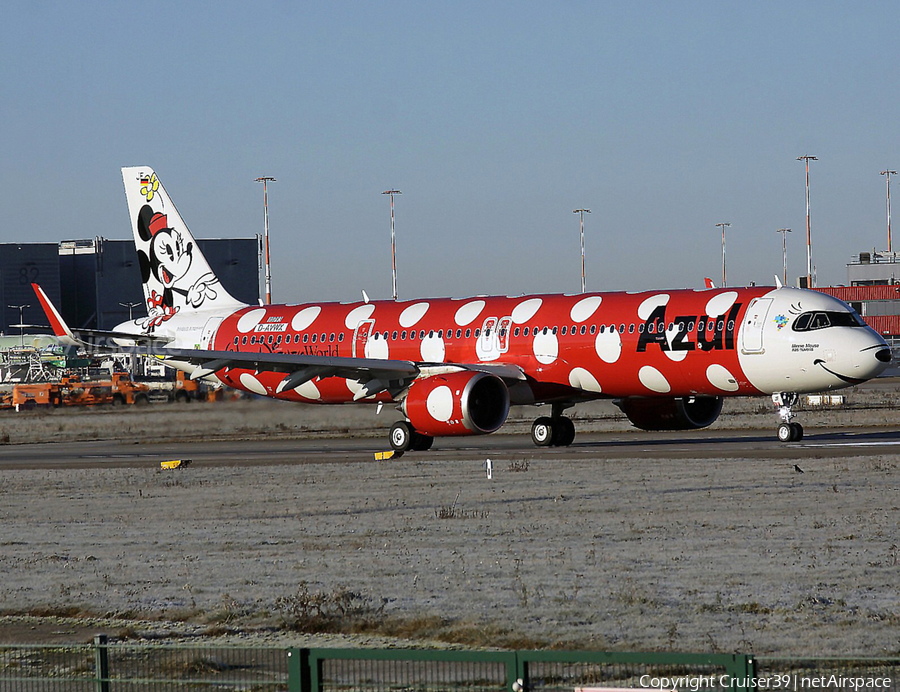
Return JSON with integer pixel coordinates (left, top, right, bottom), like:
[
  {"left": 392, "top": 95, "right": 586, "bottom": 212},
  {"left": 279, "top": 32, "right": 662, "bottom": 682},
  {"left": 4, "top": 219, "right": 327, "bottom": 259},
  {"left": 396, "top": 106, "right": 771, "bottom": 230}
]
[{"left": 0, "top": 638, "right": 895, "bottom": 691}]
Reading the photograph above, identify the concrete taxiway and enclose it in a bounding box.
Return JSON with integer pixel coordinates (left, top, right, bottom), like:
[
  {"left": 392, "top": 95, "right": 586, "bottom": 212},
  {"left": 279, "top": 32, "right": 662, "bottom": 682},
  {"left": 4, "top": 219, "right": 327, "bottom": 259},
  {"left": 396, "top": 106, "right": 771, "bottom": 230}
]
[{"left": 1, "top": 426, "right": 900, "bottom": 469}]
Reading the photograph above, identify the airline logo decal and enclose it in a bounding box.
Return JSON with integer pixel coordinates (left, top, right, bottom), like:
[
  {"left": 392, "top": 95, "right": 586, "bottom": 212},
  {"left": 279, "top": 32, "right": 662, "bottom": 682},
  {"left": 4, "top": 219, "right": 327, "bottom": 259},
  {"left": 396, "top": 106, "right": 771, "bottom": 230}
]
[{"left": 636, "top": 303, "right": 742, "bottom": 353}]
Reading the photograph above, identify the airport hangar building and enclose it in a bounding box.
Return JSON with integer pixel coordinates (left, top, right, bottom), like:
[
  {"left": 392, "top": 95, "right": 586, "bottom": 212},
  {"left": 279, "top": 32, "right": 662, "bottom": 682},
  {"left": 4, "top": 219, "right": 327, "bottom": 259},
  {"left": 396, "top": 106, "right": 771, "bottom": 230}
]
[{"left": 0, "top": 238, "right": 260, "bottom": 336}]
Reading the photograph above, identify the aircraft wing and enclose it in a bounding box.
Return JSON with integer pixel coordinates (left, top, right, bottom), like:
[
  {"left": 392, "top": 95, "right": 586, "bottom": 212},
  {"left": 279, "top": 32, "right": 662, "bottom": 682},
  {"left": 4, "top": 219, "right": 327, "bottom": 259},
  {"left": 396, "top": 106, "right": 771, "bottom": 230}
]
[{"left": 150, "top": 346, "right": 421, "bottom": 399}]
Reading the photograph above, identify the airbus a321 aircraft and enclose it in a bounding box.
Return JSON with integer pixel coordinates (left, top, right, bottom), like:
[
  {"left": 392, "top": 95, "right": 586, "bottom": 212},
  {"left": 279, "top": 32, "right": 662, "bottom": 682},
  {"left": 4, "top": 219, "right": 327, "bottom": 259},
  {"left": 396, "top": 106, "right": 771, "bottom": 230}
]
[{"left": 34, "top": 166, "right": 892, "bottom": 452}]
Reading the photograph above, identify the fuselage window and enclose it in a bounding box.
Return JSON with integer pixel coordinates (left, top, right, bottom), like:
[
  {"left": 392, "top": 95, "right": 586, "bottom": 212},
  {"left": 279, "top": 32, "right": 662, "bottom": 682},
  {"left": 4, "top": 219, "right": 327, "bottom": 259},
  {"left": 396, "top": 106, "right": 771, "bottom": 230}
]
[
  {"left": 523, "top": 327, "right": 529, "bottom": 337},
  {"left": 267, "top": 334, "right": 274, "bottom": 344},
  {"left": 419, "top": 330, "right": 426, "bottom": 339},
  {"left": 242, "top": 336, "right": 248, "bottom": 345},
  {"left": 276, "top": 335, "right": 282, "bottom": 344},
  {"left": 456, "top": 329, "right": 462, "bottom": 339},
  {"left": 514, "top": 327, "right": 520, "bottom": 337},
  {"left": 628, "top": 324, "right": 635, "bottom": 334},
  {"left": 543, "top": 327, "right": 549, "bottom": 335},
  {"left": 303, "top": 334, "right": 309, "bottom": 343},
  {"left": 688, "top": 321, "right": 695, "bottom": 331},
  {"left": 619, "top": 324, "right": 625, "bottom": 334},
  {"left": 726, "top": 321, "right": 734, "bottom": 332},
  {"left": 599, "top": 325, "right": 605, "bottom": 334},
  {"left": 552, "top": 326, "right": 557, "bottom": 335},
  {"left": 590, "top": 325, "right": 596, "bottom": 335},
  {"left": 438, "top": 330, "right": 443, "bottom": 338},
  {"left": 561, "top": 326, "right": 567, "bottom": 335},
  {"left": 716, "top": 321, "right": 723, "bottom": 332},
  {"left": 401, "top": 330, "right": 407, "bottom": 340},
  {"left": 329, "top": 333, "right": 335, "bottom": 342},
  {"left": 638, "top": 323, "right": 645, "bottom": 333},
  {"left": 465, "top": 329, "right": 471, "bottom": 338},
  {"left": 311, "top": 333, "right": 317, "bottom": 343},
  {"left": 338, "top": 333, "right": 344, "bottom": 342},
  {"left": 474, "top": 329, "right": 480, "bottom": 338},
  {"left": 233, "top": 336, "right": 239, "bottom": 345},
  {"left": 581, "top": 325, "right": 587, "bottom": 335},
  {"left": 392, "top": 331, "right": 398, "bottom": 340},
  {"left": 373, "top": 332, "right": 379, "bottom": 340}
]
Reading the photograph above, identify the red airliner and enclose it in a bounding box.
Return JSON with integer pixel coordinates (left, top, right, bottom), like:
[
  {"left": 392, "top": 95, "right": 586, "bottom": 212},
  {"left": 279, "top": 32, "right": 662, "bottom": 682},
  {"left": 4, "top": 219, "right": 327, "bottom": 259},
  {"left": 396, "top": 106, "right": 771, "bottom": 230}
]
[{"left": 33, "top": 167, "right": 892, "bottom": 451}]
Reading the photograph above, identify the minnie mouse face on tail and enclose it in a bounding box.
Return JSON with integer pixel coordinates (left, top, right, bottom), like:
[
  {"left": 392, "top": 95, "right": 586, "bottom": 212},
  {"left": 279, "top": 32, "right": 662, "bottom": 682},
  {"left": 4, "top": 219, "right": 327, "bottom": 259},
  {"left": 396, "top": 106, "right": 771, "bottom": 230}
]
[{"left": 136, "top": 205, "right": 194, "bottom": 304}]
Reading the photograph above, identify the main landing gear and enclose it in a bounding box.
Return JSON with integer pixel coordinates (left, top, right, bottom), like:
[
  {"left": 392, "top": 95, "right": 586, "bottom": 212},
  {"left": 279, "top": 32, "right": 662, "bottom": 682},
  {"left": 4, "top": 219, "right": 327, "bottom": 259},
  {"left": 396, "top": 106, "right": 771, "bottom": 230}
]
[
  {"left": 389, "top": 420, "right": 434, "bottom": 453},
  {"left": 531, "top": 404, "right": 576, "bottom": 447},
  {"left": 773, "top": 392, "right": 804, "bottom": 442}
]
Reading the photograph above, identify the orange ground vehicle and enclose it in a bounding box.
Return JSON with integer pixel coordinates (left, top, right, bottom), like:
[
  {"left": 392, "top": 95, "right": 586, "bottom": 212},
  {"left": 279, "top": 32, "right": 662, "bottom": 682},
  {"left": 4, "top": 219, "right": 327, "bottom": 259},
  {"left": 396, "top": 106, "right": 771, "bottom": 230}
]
[{"left": 11, "top": 372, "right": 150, "bottom": 410}]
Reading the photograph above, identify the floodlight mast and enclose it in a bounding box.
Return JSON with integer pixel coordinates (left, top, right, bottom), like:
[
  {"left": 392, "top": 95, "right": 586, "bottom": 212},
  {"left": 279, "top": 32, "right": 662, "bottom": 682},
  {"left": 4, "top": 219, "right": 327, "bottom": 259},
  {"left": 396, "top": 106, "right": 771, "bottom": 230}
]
[
  {"left": 255, "top": 176, "right": 276, "bottom": 305},
  {"left": 776, "top": 228, "right": 792, "bottom": 286},
  {"left": 881, "top": 170, "right": 897, "bottom": 254},
  {"left": 797, "top": 156, "right": 817, "bottom": 287},
  {"left": 715, "top": 223, "right": 731, "bottom": 287},
  {"left": 383, "top": 189, "right": 402, "bottom": 300},
  {"left": 573, "top": 208, "right": 591, "bottom": 293}
]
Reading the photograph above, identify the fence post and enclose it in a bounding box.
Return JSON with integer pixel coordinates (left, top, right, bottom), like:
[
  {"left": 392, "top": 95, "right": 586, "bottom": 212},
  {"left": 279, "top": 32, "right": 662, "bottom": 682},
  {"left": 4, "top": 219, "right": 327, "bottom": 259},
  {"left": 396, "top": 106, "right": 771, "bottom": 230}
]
[
  {"left": 287, "top": 648, "right": 311, "bottom": 692},
  {"left": 93, "top": 635, "right": 109, "bottom": 692},
  {"left": 726, "top": 653, "right": 755, "bottom": 692}
]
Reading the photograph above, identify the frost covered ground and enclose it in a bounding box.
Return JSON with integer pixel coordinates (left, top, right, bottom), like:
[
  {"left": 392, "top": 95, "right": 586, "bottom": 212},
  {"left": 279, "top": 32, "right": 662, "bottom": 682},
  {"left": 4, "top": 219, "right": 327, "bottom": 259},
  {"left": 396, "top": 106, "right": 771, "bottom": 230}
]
[{"left": 0, "top": 384, "right": 897, "bottom": 654}]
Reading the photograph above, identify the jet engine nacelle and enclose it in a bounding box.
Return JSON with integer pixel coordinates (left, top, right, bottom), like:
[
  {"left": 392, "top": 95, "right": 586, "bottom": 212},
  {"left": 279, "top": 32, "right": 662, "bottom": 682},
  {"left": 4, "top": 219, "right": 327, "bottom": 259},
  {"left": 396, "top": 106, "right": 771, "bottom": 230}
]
[
  {"left": 403, "top": 371, "right": 510, "bottom": 436},
  {"left": 616, "top": 395, "right": 723, "bottom": 431}
]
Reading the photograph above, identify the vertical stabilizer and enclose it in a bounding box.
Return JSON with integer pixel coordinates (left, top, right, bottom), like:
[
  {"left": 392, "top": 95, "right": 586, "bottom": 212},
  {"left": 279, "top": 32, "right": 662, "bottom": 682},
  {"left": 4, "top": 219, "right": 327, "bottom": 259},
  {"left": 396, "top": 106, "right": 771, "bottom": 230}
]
[{"left": 121, "top": 166, "right": 246, "bottom": 325}]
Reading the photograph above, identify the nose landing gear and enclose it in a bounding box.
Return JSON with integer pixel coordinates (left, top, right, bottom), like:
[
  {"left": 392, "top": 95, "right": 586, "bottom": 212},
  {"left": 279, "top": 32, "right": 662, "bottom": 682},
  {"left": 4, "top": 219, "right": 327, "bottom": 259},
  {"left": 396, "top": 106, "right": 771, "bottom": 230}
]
[{"left": 773, "top": 392, "right": 803, "bottom": 442}]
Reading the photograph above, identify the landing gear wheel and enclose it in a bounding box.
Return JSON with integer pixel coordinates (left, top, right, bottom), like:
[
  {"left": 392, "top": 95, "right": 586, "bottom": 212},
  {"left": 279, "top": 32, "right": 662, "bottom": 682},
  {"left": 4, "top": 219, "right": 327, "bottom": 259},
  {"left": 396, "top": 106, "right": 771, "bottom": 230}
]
[
  {"left": 777, "top": 423, "right": 793, "bottom": 442},
  {"left": 411, "top": 433, "right": 434, "bottom": 451},
  {"left": 390, "top": 421, "right": 415, "bottom": 452},
  {"left": 531, "top": 417, "right": 554, "bottom": 447},
  {"left": 553, "top": 416, "right": 576, "bottom": 447},
  {"left": 790, "top": 422, "right": 804, "bottom": 441}
]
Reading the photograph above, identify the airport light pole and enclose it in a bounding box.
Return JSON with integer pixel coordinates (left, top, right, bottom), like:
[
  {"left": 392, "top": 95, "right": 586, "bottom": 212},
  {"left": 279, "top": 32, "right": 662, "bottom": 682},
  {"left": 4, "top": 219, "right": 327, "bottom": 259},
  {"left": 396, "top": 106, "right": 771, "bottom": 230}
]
[
  {"left": 383, "top": 189, "right": 401, "bottom": 300},
  {"left": 255, "top": 176, "right": 276, "bottom": 305},
  {"left": 776, "top": 228, "right": 792, "bottom": 286},
  {"left": 119, "top": 301, "right": 141, "bottom": 322},
  {"left": 797, "top": 155, "right": 817, "bottom": 287},
  {"left": 881, "top": 170, "right": 897, "bottom": 255},
  {"left": 573, "top": 208, "right": 591, "bottom": 293},
  {"left": 8, "top": 304, "right": 29, "bottom": 349},
  {"left": 715, "top": 223, "right": 731, "bottom": 287}
]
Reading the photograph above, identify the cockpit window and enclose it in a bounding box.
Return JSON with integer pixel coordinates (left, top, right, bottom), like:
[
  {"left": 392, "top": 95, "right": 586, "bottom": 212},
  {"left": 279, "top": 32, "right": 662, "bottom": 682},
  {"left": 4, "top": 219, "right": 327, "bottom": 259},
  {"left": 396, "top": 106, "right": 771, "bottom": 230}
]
[{"left": 792, "top": 310, "right": 865, "bottom": 332}]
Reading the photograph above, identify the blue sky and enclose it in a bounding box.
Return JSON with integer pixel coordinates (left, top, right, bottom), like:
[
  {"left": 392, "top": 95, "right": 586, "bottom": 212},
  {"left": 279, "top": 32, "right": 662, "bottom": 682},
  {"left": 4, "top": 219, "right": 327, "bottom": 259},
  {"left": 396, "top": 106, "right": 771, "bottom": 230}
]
[{"left": 2, "top": 2, "right": 899, "bottom": 302}]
